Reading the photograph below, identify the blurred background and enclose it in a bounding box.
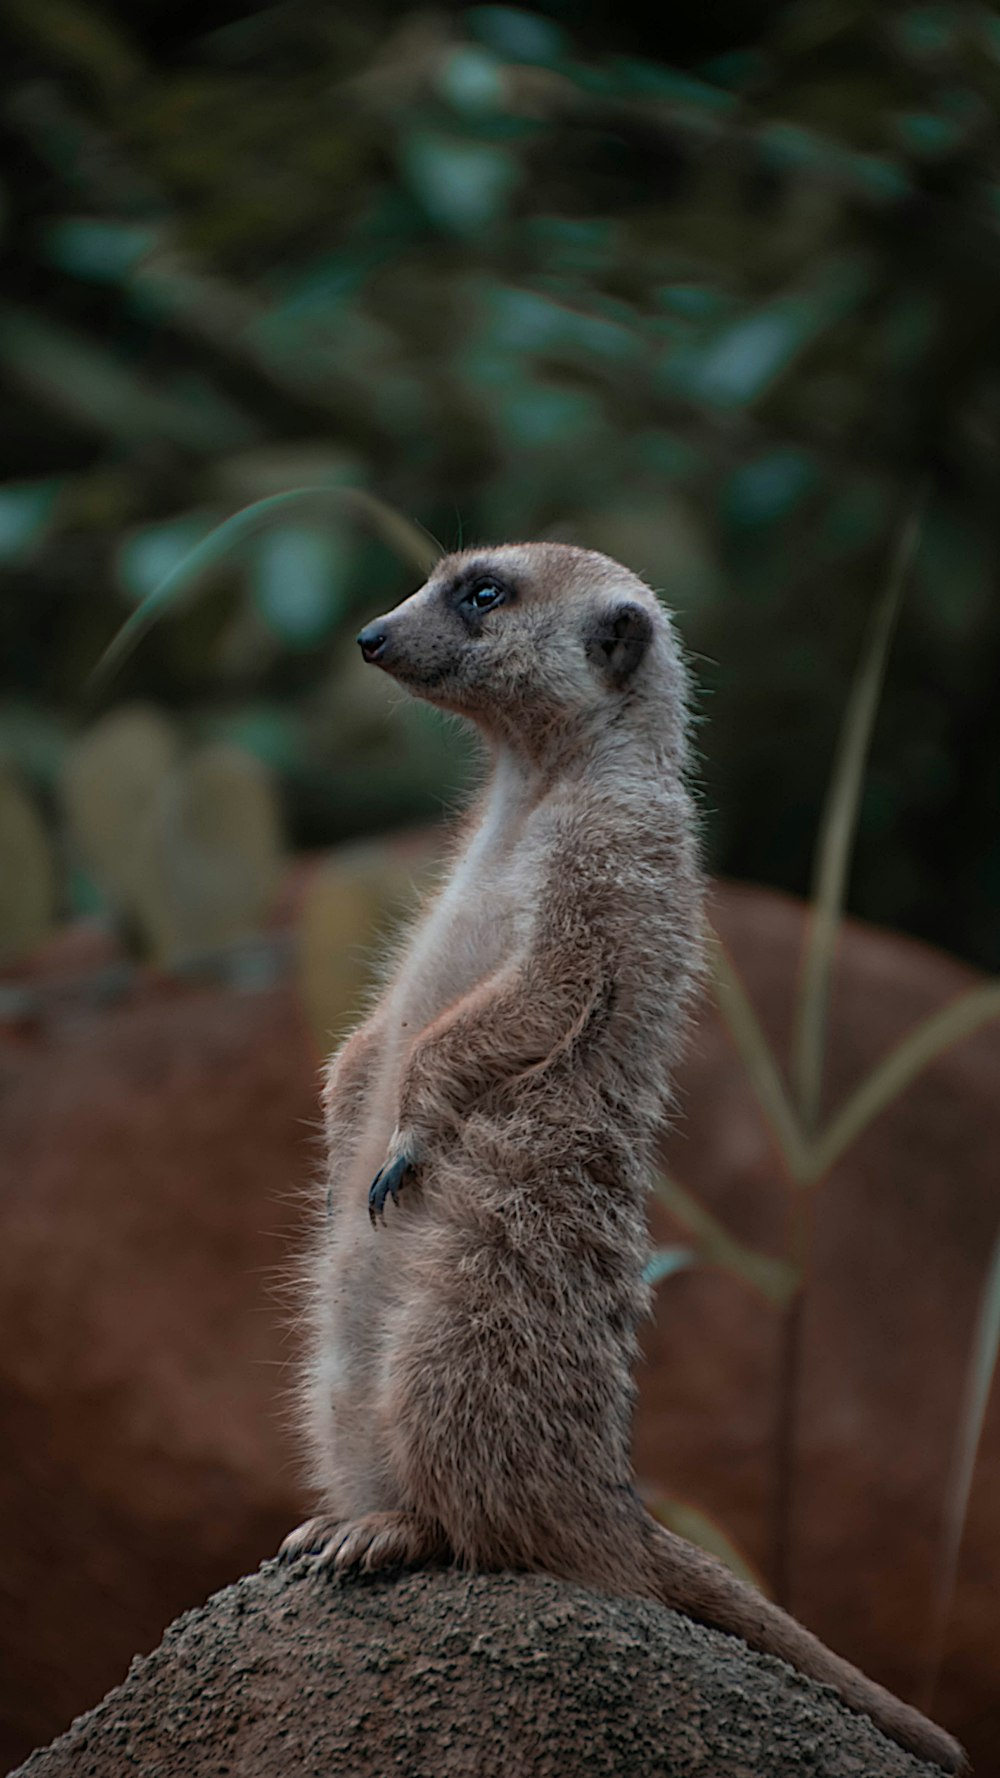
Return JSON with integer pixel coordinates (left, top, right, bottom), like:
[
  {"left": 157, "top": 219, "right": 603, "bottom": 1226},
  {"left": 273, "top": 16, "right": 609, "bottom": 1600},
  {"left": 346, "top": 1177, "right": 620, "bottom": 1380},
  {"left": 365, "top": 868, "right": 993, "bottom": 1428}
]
[{"left": 1, "top": 0, "right": 999, "bottom": 1773}]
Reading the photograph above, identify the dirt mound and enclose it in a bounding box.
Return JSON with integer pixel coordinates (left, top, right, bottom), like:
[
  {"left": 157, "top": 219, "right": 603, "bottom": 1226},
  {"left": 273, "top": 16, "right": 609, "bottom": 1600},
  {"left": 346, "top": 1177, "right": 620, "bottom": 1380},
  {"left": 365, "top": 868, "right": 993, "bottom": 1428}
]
[{"left": 11, "top": 1564, "right": 944, "bottom": 1778}]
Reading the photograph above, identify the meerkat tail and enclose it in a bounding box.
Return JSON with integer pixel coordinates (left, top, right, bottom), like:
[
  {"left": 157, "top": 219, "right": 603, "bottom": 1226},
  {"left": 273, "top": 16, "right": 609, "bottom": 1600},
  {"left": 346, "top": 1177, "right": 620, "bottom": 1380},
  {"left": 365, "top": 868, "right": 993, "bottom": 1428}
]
[{"left": 645, "top": 1521, "right": 967, "bottom": 1773}]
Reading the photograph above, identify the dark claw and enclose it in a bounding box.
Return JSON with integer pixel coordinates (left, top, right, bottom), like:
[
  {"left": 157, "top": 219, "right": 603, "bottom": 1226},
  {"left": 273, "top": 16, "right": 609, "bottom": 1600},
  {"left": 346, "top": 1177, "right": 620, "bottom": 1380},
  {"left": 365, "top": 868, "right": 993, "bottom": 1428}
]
[{"left": 368, "top": 1153, "right": 413, "bottom": 1226}]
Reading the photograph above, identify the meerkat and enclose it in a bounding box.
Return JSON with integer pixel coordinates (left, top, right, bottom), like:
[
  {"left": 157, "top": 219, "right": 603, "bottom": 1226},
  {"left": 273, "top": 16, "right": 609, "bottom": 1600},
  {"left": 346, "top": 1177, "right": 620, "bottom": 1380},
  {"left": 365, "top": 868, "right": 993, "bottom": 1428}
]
[{"left": 281, "top": 542, "right": 965, "bottom": 1774}]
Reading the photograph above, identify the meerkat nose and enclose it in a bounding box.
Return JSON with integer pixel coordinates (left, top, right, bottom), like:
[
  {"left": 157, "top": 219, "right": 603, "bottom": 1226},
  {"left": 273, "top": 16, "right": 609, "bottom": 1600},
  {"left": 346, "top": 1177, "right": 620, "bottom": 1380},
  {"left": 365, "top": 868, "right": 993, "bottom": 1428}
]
[{"left": 357, "top": 623, "right": 389, "bottom": 664}]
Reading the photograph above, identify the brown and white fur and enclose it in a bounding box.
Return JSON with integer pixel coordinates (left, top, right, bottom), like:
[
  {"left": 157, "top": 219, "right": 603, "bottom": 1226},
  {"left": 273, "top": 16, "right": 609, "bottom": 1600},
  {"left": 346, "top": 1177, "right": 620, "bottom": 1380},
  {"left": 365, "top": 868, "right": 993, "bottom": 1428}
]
[{"left": 281, "top": 543, "right": 965, "bottom": 1774}]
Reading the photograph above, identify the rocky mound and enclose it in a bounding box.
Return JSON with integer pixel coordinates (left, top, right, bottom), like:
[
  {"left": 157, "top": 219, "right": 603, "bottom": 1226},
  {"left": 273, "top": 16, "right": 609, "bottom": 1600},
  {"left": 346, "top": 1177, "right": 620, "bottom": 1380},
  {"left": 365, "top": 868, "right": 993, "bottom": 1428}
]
[{"left": 13, "top": 1563, "right": 946, "bottom": 1778}]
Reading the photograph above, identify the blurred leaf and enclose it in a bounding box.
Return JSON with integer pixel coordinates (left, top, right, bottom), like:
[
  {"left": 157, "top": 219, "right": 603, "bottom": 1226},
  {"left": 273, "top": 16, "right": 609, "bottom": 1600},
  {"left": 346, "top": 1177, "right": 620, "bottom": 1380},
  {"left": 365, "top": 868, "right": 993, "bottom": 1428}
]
[
  {"left": 669, "top": 262, "right": 870, "bottom": 409},
  {"left": 91, "top": 488, "right": 439, "bottom": 689},
  {"left": 468, "top": 6, "right": 569, "bottom": 65},
  {"left": 0, "top": 304, "right": 252, "bottom": 452},
  {"left": 722, "top": 449, "right": 817, "bottom": 529},
  {"left": 118, "top": 513, "right": 222, "bottom": 604},
  {"left": 921, "top": 1220, "right": 1000, "bottom": 1709},
  {"left": 250, "top": 524, "right": 350, "bottom": 648},
  {"left": 792, "top": 501, "right": 923, "bottom": 1133},
  {"left": 0, "top": 770, "right": 57, "bottom": 966},
  {"left": 400, "top": 132, "right": 520, "bottom": 234},
  {"left": 486, "top": 285, "right": 635, "bottom": 362},
  {"left": 612, "top": 58, "right": 736, "bottom": 115},
  {"left": 894, "top": 113, "right": 967, "bottom": 158},
  {"left": 42, "top": 218, "right": 158, "bottom": 284},
  {"left": 437, "top": 46, "right": 506, "bottom": 113},
  {"left": 656, "top": 284, "right": 732, "bottom": 320},
  {"left": 648, "top": 1495, "right": 769, "bottom": 1594},
  {"left": 0, "top": 479, "right": 63, "bottom": 562},
  {"left": 653, "top": 1173, "right": 800, "bottom": 1309},
  {"left": 644, "top": 1246, "right": 696, "bottom": 1286},
  {"left": 892, "top": 6, "right": 956, "bottom": 55},
  {"left": 497, "top": 379, "right": 602, "bottom": 449}
]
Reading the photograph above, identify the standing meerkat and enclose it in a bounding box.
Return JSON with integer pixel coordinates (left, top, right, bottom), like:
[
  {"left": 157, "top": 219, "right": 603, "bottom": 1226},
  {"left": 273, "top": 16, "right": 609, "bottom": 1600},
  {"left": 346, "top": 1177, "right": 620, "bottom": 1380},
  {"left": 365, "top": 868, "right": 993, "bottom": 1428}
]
[{"left": 282, "top": 542, "right": 965, "bottom": 1774}]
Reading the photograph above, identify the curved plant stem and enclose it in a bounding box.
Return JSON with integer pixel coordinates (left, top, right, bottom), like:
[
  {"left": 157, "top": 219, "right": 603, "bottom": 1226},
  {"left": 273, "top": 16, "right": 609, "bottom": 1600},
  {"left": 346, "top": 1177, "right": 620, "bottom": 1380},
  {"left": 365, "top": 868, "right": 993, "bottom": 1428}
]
[
  {"left": 919, "top": 1221, "right": 1000, "bottom": 1712},
  {"left": 89, "top": 485, "right": 440, "bottom": 692}
]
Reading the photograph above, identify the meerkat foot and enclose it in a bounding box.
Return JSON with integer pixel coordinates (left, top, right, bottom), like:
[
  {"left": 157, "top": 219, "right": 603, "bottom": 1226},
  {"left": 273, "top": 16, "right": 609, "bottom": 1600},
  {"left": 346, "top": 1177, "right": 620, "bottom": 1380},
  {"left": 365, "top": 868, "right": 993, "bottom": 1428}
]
[
  {"left": 282, "top": 1511, "right": 445, "bottom": 1575},
  {"left": 368, "top": 1152, "right": 415, "bottom": 1225},
  {"left": 278, "top": 1515, "right": 345, "bottom": 1563}
]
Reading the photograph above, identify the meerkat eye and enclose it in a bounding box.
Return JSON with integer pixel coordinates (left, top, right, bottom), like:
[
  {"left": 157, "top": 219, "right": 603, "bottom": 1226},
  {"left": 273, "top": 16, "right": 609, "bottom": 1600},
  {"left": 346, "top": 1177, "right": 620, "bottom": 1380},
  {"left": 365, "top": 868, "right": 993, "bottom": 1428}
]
[{"left": 464, "top": 581, "right": 505, "bottom": 613}]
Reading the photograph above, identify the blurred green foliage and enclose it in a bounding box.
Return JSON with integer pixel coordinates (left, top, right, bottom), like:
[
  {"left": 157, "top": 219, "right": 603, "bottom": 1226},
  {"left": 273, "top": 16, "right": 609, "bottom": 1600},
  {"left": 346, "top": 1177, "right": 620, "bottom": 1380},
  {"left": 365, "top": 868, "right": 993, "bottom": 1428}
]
[{"left": 1, "top": 0, "right": 999, "bottom": 967}]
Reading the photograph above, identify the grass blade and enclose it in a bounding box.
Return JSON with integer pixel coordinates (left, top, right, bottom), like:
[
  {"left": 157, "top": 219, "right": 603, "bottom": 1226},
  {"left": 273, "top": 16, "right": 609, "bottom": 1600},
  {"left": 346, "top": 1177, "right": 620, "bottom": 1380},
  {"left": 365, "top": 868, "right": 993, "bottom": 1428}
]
[
  {"left": 920, "top": 1221, "right": 1000, "bottom": 1710},
  {"left": 710, "top": 929, "right": 811, "bottom": 1181},
  {"left": 811, "top": 981, "right": 1000, "bottom": 1180},
  {"left": 644, "top": 1246, "right": 696, "bottom": 1286},
  {"left": 791, "top": 497, "right": 924, "bottom": 1133},
  {"left": 653, "top": 1172, "right": 800, "bottom": 1309},
  {"left": 89, "top": 487, "right": 440, "bottom": 691}
]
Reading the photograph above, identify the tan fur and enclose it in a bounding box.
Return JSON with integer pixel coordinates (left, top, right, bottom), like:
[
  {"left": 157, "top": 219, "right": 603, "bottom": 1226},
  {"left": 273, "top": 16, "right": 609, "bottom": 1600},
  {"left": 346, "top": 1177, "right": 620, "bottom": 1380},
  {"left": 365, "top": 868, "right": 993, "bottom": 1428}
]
[{"left": 282, "top": 543, "right": 965, "bottom": 1774}]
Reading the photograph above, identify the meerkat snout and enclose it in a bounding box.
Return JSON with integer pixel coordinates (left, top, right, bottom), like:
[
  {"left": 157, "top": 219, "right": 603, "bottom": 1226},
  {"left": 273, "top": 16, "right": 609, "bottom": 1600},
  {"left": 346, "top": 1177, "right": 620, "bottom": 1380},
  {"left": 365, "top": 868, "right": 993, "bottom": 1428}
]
[{"left": 357, "top": 622, "right": 389, "bottom": 664}]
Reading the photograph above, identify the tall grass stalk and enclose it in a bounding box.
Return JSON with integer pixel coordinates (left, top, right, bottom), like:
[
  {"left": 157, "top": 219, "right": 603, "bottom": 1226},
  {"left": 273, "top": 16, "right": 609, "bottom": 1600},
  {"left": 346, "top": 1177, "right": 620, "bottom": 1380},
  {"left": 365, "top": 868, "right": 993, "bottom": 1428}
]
[{"left": 920, "top": 1224, "right": 1000, "bottom": 1711}]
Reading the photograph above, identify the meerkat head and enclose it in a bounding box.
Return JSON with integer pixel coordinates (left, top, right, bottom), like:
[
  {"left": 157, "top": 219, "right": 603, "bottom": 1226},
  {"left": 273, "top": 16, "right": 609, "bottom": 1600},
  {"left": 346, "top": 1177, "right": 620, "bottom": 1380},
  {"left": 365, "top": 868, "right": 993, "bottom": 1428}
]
[{"left": 356, "top": 542, "right": 686, "bottom": 753}]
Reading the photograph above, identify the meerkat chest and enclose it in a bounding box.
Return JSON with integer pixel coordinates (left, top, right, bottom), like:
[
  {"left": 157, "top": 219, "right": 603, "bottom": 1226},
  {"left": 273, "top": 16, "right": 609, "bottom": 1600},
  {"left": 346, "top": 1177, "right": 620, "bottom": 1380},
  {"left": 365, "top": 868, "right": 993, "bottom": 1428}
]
[{"left": 390, "top": 773, "right": 551, "bottom": 1037}]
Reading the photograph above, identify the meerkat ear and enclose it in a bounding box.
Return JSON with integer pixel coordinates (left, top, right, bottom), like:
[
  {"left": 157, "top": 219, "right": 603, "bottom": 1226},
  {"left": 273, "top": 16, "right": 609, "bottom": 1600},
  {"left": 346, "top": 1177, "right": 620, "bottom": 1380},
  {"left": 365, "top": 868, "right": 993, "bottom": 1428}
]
[{"left": 586, "top": 602, "right": 653, "bottom": 687}]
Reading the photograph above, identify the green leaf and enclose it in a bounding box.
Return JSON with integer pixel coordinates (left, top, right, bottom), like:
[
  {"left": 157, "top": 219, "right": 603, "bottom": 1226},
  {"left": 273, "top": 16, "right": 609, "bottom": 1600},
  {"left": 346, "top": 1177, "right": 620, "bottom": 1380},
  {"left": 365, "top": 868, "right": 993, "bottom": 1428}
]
[
  {"left": 644, "top": 1246, "right": 696, "bottom": 1286},
  {"left": 401, "top": 133, "right": 519, "bottom": 235},
  {"left": 468, "top": 6, "right": 569, "bottom": 65},
  {"left": 722, "top": 448, "right": 817, "bottom": 529},
  {"left": 792, "top": 500, "right": 923, "bottom": 1134},
  {"left": 612, "top": 58, "right": 736, "bottom": 114},
  {"left": 250, "top": 524, "right": 348, "bottom": 648},
  {"left": 437, "top": 46, "right": 505, "bottom": 112},
  {"left": 921, "top": 1221, "right": 1000, "bottom": 1709},
  {"left": 118, "top": 513, "right": 221, "bottom": 604},
  {"left": 894, "top": 112, "right": 966, "bottom": 157},
  {"left": 670, "top": 262, "right": 870, "bottom": 409},
  {"left": 42, "top": 218, "right": 158, "bottom": 284},
  {"left": 0, "top": 479, "right": 63, "bottom": 562}
]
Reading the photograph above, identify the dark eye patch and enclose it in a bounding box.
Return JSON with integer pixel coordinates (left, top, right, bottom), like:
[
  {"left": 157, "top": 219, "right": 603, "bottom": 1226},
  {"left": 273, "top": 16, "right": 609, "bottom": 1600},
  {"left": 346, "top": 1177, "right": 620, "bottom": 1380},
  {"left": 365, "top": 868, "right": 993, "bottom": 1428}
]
[{"left": 444, "top": 562, "right": 516, "bottom": 629}]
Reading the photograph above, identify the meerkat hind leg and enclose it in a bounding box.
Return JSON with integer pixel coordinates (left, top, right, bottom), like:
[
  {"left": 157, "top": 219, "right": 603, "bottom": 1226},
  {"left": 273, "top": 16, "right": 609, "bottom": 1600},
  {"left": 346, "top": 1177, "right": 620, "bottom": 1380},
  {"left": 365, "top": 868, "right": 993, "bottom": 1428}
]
[{"left": 280, "top": 1511, "right": 447, "bottom": 1576}]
